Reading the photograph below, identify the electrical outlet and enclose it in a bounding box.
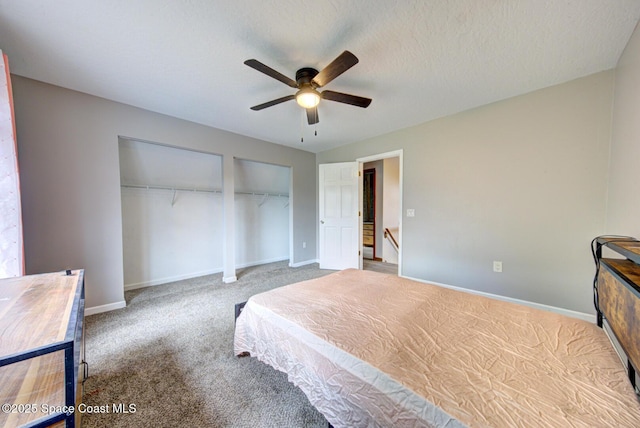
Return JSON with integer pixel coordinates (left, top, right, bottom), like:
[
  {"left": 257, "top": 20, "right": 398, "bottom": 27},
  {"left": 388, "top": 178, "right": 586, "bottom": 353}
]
[
  {"left": 406, "top": 209, "right": 415, "bottom": 217},
  {"left": 493, "top": 261, "right": 503, "bottom": 273}
]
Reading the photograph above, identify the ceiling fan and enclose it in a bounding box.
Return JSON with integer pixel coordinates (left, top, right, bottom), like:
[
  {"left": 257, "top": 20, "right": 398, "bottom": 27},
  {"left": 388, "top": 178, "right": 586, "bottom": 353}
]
[{"left": 244, "top": 51, "right": 372, "bottom": 125}]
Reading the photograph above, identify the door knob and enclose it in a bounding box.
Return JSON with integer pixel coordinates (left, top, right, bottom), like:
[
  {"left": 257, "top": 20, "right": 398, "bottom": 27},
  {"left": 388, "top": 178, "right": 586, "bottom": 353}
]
[{"left": 320, "top": 220, "right": 325, "bottom": 224}]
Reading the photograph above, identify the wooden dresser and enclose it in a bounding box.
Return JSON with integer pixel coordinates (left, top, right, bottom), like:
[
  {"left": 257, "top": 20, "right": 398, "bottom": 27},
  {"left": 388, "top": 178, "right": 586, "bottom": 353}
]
[
  {"left": 0, "top": 270, "right": 86, "bottom": 427},
  {"left": 594, "top": 238, "right": 640, "bottom": 389},
  {"left": 363, "top": 222, "right": 374, "bottom": 247}
]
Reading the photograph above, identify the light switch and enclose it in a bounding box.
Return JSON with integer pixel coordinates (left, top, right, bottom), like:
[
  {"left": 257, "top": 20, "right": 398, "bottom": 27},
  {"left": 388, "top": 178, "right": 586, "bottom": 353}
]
[{"left": 406, "top": 209, "right": 415, "bottom": 217}]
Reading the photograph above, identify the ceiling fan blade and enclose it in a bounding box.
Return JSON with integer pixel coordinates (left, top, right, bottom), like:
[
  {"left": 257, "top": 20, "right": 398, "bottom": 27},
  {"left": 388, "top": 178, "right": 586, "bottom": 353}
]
[
  {"left": 306, "top": 107, "right": 319, "bottom": 125},
  {"left": 250, "top": 95, "right": 295, "bottom": 111},
  {"left": 244, "top": 59, "right": 298, "bottom": 88},
  {"left": 312, "top": 51, "right": 359, "bottom": 88},
  {"left": 321, "top": 90, "right": 372, "bottom": 108}
]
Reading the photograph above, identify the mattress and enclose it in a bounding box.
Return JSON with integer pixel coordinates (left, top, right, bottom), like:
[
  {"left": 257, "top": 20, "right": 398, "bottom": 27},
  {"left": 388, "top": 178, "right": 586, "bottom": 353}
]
[{"left": 234, "top": 269, "right": 640, "bottom": 427}]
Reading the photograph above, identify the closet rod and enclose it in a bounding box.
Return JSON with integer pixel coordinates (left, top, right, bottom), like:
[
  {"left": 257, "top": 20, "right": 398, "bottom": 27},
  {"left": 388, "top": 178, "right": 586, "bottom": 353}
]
[
  {"left": 121, "top": 184, "right": 289, "bottom": 197},
  {"left": 237, "top": 191, "right": 289, "bottom": 198},
  {"left": 121, "top": 184, "right": 221, "bottom": 194}
]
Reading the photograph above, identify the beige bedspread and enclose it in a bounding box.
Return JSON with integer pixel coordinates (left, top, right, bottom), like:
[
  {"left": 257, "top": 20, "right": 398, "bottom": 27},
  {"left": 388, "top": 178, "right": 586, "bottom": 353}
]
[{"left": 234, "top": 269, "right": 640, "bottom": 427}]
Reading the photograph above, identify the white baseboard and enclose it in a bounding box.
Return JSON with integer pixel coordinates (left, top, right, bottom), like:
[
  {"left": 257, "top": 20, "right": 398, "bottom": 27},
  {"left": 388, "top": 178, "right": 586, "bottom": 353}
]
[
  {"left": 223, "top": 275, "right": 237, "bottom": 283},
  {"left": 402, "top": 275, "right": 596, "bottom": 323},
  {"left": 125, "top": 268, "right": 222, "bottom": 291},
  {"left": 85, "top": 300, "right": 126, "bottom": 316},
  {"left": 124, "top": 257, "right": 291, "bottom": 290},
  {"left": 289, "top": 259, "right": 319, "bottom": 268},
  {"left": 236, "top": 256, "right": 288, "bottom": 269}
]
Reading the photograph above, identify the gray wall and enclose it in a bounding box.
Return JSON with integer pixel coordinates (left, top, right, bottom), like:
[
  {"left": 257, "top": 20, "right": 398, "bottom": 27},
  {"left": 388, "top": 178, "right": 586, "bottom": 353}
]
[
  {"left": 318, "top": 71, "right": 614, "bottom": 314},
  {"left": 13, "top": 56, "right": 630, "bottom": 316},
  {"left": 12, "top": 76, "right": 317, "bottom": 311},
  {"left": 607, "top": 21, "right": 640, "bottom": 236}
]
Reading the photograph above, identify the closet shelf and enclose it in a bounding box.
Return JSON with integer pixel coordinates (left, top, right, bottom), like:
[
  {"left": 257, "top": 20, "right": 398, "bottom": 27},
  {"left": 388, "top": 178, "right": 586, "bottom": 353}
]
[
  {"left": 120, "top": 184, "right": 289, "bottom": 198},
  {"left": 121, "top": 184, "right": 221, "bottom": 194}
]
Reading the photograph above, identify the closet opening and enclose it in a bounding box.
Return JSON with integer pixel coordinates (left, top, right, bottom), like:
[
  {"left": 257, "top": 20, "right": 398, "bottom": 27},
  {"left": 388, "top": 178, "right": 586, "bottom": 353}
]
[
  {"left": 118, "top": 138, "right": 223, "bottom": 290},
  {"left": 118, "top": 139, "right": 292, "bottom": 290},
  {"left": 233, "top": 158, "right": 291, "bottom": 272}
]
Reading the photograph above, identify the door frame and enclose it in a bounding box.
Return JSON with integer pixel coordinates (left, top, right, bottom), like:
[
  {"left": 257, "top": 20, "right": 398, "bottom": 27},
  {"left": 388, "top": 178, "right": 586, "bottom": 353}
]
[{"left": 356, "top": 150, "right": 403, "bottom": 275}]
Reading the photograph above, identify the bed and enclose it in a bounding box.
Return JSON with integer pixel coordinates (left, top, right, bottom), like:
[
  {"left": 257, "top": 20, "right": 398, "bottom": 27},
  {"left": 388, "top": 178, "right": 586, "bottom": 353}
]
[{"left": 234, "top": 249, "right": 640, "bottom": 426}]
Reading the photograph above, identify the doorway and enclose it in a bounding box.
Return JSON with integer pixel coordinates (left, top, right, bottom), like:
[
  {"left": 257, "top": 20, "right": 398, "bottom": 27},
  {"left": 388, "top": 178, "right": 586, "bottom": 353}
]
[{"left": 357, "top": 150, "right": 402, "bottom": 275}]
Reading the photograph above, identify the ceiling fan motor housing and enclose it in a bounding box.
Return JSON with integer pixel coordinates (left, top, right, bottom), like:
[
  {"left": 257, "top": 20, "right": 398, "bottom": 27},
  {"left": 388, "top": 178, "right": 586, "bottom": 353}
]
[{"left": 296, "top": 67, "right": 319, "bottom": 87}]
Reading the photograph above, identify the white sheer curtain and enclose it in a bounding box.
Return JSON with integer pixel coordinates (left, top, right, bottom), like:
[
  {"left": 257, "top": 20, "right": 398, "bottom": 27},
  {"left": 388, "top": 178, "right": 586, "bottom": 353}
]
[{"left": 0, "top": 50, "right": 24, "bottom": 278}]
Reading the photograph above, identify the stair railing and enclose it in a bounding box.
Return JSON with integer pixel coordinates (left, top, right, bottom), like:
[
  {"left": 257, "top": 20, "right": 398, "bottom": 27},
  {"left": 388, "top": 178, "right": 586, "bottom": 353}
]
[{"left": 383, "top": 228, "right": 399, "bottom": 252}]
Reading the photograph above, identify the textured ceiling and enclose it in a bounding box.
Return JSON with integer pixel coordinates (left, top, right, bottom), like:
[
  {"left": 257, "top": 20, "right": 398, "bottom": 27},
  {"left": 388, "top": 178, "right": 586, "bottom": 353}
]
[{"left": 1, "top": 1, "right": 639, "bottom": 153}]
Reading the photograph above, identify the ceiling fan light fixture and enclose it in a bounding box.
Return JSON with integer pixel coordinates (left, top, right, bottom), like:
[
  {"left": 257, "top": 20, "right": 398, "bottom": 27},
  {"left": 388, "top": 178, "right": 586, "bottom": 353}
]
[{"left": 295, "top": 87, "right": 320, "bottom": 109}]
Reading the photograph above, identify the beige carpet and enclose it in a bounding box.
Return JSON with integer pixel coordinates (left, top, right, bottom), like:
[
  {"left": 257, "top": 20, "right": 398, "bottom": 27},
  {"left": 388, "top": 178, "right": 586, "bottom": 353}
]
[{"left": 82, "top": 261, "right": 333, "bottom": 428}]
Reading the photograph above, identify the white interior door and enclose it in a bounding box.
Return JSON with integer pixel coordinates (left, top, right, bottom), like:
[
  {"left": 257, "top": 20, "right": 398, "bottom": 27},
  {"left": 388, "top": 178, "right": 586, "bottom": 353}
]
[{"left": 319, "top": 162, "right": 359, "bottom": 270}]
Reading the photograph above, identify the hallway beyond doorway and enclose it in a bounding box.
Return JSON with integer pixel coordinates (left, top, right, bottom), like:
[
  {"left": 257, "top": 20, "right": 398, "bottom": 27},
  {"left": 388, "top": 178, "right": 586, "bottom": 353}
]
[{"left": 363, "top": 259, "right": 398, "bottom": 275}]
